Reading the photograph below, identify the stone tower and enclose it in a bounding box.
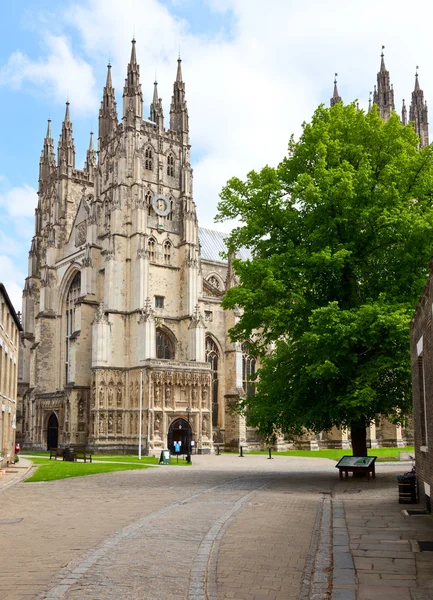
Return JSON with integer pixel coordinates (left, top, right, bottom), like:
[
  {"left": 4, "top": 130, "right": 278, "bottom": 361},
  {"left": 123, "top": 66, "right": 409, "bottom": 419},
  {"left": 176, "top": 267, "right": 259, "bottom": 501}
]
[
  {"left": 330, "top": 73, "right": 342, "bottom": 107},
  {"left": 373, "top": 47, "right": 395, "bottom": 121},
  {"left": 409, "top": 68, "right": 429, "bottom": 148},
  {"left": 18, "top": 40, "right": 253, "bottom": 454}
]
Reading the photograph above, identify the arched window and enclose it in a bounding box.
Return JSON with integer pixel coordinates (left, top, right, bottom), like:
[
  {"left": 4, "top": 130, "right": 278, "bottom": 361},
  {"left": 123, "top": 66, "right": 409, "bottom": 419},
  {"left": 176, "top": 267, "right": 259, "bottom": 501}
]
[
  {"left": 205, "top": 336, "right": 219, "bottom": 427},
  {"left": 167, "top": 154, "right": 175, "bottom": 177},
  {"left": 208, "top": 275, "right": 220, "bottom": 289},
  {"left": 65, "top": 272, "right": 81, "bottom": 383},
  {"left": 167, "top": 197, "right": 174, "bottom": 221},
  {"left": 145, "top": 147, "right": 152, "bottom": 171},
  {"left": 242, "top": 343, "right": 256, "bottom": 396},
  {"left": 148, "top": 238, "right": 156, "bottom": 261},
  {"left": 163, "top": 241, "right": 171, "bottom": 265},
  {"left": 156, "top": 329, "right": 174, "bottom": 359},
  {"left": 145, "top": 190, "right": 152, "bottom": 216}
]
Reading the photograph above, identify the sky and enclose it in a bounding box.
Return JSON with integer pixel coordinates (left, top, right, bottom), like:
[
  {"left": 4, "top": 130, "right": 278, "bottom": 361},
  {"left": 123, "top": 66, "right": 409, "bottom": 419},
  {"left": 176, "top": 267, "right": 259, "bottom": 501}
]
[{"left": 1, "top": 0, "right": 433, "bottom": 312}]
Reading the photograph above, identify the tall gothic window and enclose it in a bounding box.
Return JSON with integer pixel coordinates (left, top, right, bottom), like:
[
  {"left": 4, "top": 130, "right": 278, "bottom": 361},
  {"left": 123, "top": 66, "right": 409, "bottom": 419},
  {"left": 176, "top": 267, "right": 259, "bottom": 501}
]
[
  {"left": 148, "top": 238, "right": 156, "bottom": 261},
  {"left": 167, "top": 154, "right": 175, "bottom": 177},
  {"left": 65, "top": 272, "right": 81, "bottom": 383},
  {"left": 145, "top": 190, "right": 152, "bottom": 216},
  {"left": 242, "top": 343, "right": 256, "bottom": 396},
  {"left": 145, "top": 147, "right": 152, "bottom": 170},
  {"left": 156, "top": 329, "right": 174, "bottom": 359},
  {"left": 205, "top": 336, "right": 219, "bottom": 427},
  {"left": 163, "top": 241, "right": 171, "bottom": 265}
]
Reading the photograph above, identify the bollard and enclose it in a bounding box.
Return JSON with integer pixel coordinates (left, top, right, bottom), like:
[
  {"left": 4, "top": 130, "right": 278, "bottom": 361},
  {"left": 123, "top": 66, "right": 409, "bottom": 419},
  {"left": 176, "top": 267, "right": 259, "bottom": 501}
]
[
  {"left": 268, "top": 447, "right": 273, "bottom": 459},
  {"left": 239, "top": 446, "right": 244, "bottom": 457}
]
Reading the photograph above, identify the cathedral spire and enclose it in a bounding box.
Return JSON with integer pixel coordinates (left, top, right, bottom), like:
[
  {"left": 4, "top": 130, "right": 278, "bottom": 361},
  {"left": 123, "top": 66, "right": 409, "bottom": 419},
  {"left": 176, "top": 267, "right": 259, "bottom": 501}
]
[
  {"left": 85, "top": 131, "right": 97, "bottom": 174},
  {"left": 373, "top": 46, "right": 395, "bottom": 121},
  {"left": 170, "top": 56, "right": 189, "bottom": 140},
  {"left": 150, "top": 78, "right": 164, "bottom": 130},
  {"left": 39, "top": 118, "right": 56, "bottom": 185},
  {"left": 58, "top": 102, "right": 75, "bottom": 170},
  {"left": 401, "top": 99, "right": 407, "bottom": 126},
  {"left": 123, "top": 38, "right": 143, "bottom": 121},
  {"left": 409, "top": 66, "right": 429, "bottom": 148},
  {"left": 330, "top": 73, "right": 342, "bottom": 107},
  {"left": 99, "top": 63, "right": 118, "bottom": 144}
]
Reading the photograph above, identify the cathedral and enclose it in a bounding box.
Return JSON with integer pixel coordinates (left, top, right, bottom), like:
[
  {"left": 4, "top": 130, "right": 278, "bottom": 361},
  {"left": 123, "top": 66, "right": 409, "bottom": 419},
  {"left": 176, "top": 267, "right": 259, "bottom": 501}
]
[
  {"left": 18, "top": 40, "right": 255, "bottom": 454},
  {"left": 17, "top": 45, "right": 421, "bottom": 453}
]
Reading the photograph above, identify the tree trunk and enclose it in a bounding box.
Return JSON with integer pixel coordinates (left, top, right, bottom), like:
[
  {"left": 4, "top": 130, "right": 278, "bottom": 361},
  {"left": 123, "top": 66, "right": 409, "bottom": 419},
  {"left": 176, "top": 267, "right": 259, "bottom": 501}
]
[{"left": 350, "top": 422, "right": 367, "bottom": 456}]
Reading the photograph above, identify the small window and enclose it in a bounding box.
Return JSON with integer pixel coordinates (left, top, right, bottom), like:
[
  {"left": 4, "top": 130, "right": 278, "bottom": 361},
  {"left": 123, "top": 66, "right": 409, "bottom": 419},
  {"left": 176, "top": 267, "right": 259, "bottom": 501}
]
[
  {"left": 145, "top": 147, "right": 152, "bottom": 171},
  {"left": 167, "top": 154, "right": 175, "bottom": 177},
  {"left": 145, "top": 190, "right": 152, "bottom": 216},
  {"left": 205, "top": 311, "right": 213, "bottom": 322},
  {"left": 148, "top": 238, "right": 156, "bottom": 261},
  {"left": 163, "top": 241, "right": 171, "bottom": 265},
  {"left": 155, "top": 296, "right": 164, "bottom": 309}
]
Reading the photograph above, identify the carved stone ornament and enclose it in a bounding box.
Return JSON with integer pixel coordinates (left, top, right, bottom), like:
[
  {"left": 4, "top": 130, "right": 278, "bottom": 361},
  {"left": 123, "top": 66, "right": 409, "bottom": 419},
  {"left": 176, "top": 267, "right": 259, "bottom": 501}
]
[
  {"left": 75, "top": 221, "right": 87, "bottom": 247},
  {"left": 93, "top": 301, "right": 109, "bottom": 325},
  {"left": 138, "top": 298, "right": 155, "bottom": 323}
]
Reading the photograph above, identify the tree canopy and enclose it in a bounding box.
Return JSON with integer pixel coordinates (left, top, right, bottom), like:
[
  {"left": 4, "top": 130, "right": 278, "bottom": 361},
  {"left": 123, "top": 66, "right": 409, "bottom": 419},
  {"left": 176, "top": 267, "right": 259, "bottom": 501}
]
[{"left": 216, "top": 102, "right": 433, "bottom": 454}]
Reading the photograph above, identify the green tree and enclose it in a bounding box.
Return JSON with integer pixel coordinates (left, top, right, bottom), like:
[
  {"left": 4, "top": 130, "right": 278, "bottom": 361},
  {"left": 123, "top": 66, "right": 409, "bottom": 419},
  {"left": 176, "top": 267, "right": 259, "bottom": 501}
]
[{"left": 217, "top": 103, "right": 433, "bottom": 455}]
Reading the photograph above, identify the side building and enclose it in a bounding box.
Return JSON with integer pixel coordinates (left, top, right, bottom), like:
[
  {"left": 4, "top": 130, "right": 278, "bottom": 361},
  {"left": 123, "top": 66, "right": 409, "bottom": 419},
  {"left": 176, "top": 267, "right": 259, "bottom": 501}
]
[
  {"left": 0, "top": 283, "right": 22, "bottom": 466},
  {"left": 411, "top": 265, "right": 433, "bottom": 512}
]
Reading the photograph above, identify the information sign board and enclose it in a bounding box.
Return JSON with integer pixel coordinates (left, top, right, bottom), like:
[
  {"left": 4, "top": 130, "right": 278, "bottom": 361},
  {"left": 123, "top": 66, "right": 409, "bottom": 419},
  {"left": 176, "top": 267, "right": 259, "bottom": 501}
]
[
  {"left": 336, "top": 456, "right": 376, "bottom": 468},
  {"left": 159, "top": 449, "right": 171, "bottom": 465}
]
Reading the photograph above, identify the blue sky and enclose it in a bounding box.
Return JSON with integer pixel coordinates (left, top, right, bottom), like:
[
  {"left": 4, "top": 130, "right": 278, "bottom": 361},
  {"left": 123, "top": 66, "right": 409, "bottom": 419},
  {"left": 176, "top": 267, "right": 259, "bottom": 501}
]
[{"left": 2, "top": 0, "right": 433, "bottom": 311}]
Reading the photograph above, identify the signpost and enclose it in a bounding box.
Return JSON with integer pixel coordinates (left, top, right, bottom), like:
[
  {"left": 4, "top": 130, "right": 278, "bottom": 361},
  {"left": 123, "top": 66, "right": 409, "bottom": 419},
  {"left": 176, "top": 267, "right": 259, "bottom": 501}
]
[{"left": 336, "top": 456, "right": 377, "bottom": 480}]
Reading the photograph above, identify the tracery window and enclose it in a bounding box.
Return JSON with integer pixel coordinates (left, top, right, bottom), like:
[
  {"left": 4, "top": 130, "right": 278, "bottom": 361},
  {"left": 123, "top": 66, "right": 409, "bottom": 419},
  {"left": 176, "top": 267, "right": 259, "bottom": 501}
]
[
  {"left": 242, "top": 343, "right": 256, "bottom": 396},
  {"left": 145, "top": 147, "right": 152, "bottom": 171},
  {"left": 208, "top": 275, "right": 220, "bottom": 289},
  {"left": 205, "top": 336, "right": 219, "bottom": 427},
  {"left": 163, "top": 241, "right": 171, "bottom": 265},
  {"left": 65, "top": 272, "right": 81, "bottom": 384},
  {"left": 167, "top": 154, "right": 175, "bottom": 177},
  {"left": 156, "top": 329, "right": 174, "bottom": 359},
  {"left": 148, "top": 238, "right": 156, "bottom": 261}
]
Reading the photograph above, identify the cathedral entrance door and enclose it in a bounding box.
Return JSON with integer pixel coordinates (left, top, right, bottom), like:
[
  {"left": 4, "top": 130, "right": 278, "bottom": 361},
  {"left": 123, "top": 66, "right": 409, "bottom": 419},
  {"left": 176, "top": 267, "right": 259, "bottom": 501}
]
[
  {"left": 168, "top": 418, "right": 192, "bottom": 455},
  {"left": 47, "top": 413, "right": 59, "bottom": 450}
]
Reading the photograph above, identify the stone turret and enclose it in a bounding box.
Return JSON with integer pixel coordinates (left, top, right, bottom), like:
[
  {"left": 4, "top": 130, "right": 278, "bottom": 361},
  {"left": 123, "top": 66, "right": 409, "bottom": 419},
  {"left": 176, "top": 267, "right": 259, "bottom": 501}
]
[
  {"left": 57, "top": 102, "right": 75, "bottom": 172},
  {"left": 39, "top": 119, "right": 56, "bottom": 188},
  {"left": 99, "top": 64, "right": 118, "bottom": 145},
  {"left": 170, "top": 57, "right": 189, "bottom": 143},
  {"left": 150, "top": 79, "right": 164, "bottom": 131},
  {"left": 330, "top": 73, "right": 342, "bottom": 107},
  {"left": 409, "top": 68, "right": 429, "bottom": 148},
  {"left": 123, "top": 39, "right": 143, "bottom": 123},
  {"left": 402, "top": 99, "right": 407, "bottom": 125},
  {"left": 373, "top": 46, "right": 395, "bottom": 121}
]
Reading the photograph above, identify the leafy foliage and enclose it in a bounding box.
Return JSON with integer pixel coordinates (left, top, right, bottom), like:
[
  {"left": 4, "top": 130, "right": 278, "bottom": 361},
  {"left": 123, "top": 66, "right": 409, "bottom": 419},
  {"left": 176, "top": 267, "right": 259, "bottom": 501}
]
[{"left": 217, "top": 103, "right": 433, "bottom": 441}]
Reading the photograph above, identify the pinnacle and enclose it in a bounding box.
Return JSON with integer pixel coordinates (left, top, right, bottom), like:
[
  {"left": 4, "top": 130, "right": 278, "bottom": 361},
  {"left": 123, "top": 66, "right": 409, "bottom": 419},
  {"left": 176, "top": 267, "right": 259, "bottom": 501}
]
[
  {"left": 46, "top": 119, "right": 52, "bottom": 139},
  {"left": 106, "top": 63, "right": 113, "bottom": 88},
  {"left": 176, "top": 57, "right": 183, "bottom": 82},
  {"left": 130, "top": 38, "right": 137, "bottom": 64}
]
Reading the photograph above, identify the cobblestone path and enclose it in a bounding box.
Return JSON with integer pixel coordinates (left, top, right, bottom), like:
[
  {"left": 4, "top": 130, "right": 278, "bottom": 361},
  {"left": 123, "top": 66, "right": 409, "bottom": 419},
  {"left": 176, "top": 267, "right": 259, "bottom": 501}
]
[{"left": 0, "top": 455, "right": 334, "bottom": 600}]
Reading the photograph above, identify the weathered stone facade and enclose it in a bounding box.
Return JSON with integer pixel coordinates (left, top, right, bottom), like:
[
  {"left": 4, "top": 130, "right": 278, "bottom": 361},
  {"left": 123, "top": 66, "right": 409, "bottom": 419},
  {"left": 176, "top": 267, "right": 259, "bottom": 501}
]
[
  {"left": 411, "top": 264, "right": 433, "bottom": 512},
  {"left": 18, "top": 41, "right": 252, "bottom": 454}
]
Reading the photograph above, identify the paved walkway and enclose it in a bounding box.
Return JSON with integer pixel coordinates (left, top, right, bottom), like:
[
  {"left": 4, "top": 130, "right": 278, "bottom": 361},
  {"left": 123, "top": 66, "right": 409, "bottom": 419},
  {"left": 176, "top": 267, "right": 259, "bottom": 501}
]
[{"left": 0, "top": 454, "right": 432, "bottom": 600}]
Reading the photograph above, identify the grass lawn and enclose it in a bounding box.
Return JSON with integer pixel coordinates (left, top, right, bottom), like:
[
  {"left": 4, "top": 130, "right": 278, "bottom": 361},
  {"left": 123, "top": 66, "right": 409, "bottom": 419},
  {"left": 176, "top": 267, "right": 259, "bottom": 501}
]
[
  {"left": 247, "top": 446, "right": 415, "bottom": 461},
  {"left": 24, "top": 457, "right": 152, "bottom": 482}
]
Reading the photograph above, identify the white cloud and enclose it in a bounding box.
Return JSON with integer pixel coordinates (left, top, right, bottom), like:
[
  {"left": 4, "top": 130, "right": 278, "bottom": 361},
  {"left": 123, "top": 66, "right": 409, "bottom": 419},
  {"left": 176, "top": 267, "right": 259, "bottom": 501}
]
[
  {"left": 0, "top": 34, "right": 97, "bottom": 114},
  {"left": 0, "top": 255, "right": 25, "bottom": 314},
  {"left": 0, "top": 184, "right": 38, "bottom": 218}
]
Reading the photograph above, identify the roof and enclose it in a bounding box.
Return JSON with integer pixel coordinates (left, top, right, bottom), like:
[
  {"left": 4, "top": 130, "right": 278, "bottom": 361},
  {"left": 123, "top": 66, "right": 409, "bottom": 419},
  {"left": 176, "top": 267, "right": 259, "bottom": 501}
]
[
  {"left": 198, "top": 227, "right": 252, "bottom": 263},
  {"left": 0, "top": 283, "right": 23, "bottom": 331}
]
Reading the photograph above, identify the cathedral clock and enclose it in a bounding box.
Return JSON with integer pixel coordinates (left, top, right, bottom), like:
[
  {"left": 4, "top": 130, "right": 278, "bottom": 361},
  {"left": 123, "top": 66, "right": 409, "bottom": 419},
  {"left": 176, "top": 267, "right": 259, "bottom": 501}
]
[{"left": 152, "top": 194, "right": 171, "bottom": 217}]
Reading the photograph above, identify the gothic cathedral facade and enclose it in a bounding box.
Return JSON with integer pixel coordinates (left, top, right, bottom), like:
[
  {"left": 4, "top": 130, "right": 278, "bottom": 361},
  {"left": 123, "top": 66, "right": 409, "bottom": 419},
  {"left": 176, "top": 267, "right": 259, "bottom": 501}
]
[{"left": 18, "top": 41, "right": 254, "bottom": 454}]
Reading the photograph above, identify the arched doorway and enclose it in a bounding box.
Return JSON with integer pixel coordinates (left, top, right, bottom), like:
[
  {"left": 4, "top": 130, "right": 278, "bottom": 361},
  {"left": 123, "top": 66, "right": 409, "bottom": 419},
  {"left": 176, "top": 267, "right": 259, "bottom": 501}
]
[
  {"left": 167, "top": 418, "right": 192, "bottom": 455},
  {"left": 47, "top": 413, "right": 59, "bottom": 450}
]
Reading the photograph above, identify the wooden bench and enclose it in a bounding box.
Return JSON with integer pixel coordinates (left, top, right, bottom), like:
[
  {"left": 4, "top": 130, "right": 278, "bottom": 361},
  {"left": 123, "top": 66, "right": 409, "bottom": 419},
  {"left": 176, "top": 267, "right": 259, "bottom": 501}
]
[
  {"left": 335, "top": 456, "right": 377, "bottom": 480},
  {"left": 49, "top": 448, "right": 65, "bottom": 460},
  {"left": 69, "top": 446, "right": 93, "bottom": 463}
]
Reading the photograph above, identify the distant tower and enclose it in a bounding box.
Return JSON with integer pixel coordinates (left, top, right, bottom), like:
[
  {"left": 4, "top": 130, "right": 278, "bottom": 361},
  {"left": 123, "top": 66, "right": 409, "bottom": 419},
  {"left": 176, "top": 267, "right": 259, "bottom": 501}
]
[
  {"left": 330, "top": 73, "right": 342, "bottom": 107},
  {"left": 373, "top": 46, "right": 395, "bottom": 121},
  {"left": 401, "top": 99, "right": 407, "bottom": 126},
  {"left": 409, "top": 67, "right": 429, "bottom": 148}
]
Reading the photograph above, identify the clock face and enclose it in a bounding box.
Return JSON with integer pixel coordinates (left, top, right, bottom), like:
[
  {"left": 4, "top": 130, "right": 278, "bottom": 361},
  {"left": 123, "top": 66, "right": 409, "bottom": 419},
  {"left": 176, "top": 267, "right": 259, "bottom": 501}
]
[{"left": 152, "top": 194, "right": 171, "bottom": 217}]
